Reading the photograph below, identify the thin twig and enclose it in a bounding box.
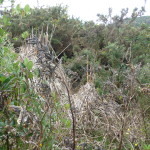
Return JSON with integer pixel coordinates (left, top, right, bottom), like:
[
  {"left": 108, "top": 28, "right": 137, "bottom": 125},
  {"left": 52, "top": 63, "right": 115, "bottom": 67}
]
[
  {"left": 57, "top": 43, "right": 71, "bottom": 58},
  {"left": 61, "top": 80, "right": 76, "bottom": 150}
]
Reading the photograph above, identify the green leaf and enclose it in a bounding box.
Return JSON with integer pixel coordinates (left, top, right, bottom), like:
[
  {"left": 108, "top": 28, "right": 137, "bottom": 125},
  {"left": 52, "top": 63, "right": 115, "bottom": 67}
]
[
  {"left": 24, "top": 4, "right": 31, "bottom": 14},
  {"left": 143, "top": 144, "right": 150, "bottom": 150},
  {"left": 0, "top": 28, "right": 5, "bottom": 36},
  {"left": 0, "top": 37, "right": 3, "bottom": 43},
  {"left": 2, "top": 16, "right": 10, "bottom": 25},
  {"left": 61, "top": 119, "right": 71, "bottom": 128},
  {"left": 24, "top": 58, "right": 33, "bottom": 70},
  {"left": 28, "top": 72, "right": 33, "bottom": 79},
  {"left": 21, "top": 31, "right": 29, "bottom": 39},
  {"left": 0, "top": 74, "right": 7, "bottom": 82},
  {"left": 65, "top": 119, "right": 71, "bottom": 128},
  {"left": 13, "top": 37, "right": 19, "bottom": 41},
  {"left": 27, "top": 61, "right": 33, "bottom": 70},
  {"left": 64, "top": 104, "right": 70, "bottom": 110},
  {"left": 13, "top": 61, "right": 20, "bottom": 72},
  {"left": 0, "top": 75, "right": 17, "bottom": 90},
  {"left": 3, "top": 47, "right": 9, "bottom": 51},
  {"left": 16, "top": 4, "right": 21, "bottom": 12}
]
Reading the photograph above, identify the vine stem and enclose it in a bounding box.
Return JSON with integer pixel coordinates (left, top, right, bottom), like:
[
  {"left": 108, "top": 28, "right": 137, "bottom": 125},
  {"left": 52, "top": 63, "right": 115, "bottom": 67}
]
[{"left": 62, "top": 80, "right": 76, "bottom": 150}]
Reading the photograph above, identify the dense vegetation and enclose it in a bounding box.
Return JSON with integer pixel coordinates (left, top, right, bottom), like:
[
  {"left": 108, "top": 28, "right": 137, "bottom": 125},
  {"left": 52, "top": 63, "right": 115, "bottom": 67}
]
[
  {"left": 0, "top": 0, "right": 150, "bottom": 149},
  {"left": 131, "top": 16, "right": 150, "bottom": 26}
]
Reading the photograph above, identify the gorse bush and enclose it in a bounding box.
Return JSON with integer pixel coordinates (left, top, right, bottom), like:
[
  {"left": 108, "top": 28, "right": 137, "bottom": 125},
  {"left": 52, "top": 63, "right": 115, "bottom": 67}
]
[{"left": 0, "top": 0, "right": 150, "bottom": 149}]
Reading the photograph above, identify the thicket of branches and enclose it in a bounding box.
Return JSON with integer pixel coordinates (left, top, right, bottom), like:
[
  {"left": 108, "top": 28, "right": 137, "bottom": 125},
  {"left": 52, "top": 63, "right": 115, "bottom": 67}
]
[{"left": 0, "top": 0, "right": 150, "bottom": 149}]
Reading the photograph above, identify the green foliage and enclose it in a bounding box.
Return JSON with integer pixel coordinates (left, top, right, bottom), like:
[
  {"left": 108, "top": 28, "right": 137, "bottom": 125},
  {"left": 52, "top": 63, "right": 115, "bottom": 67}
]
[
  {"left": 0, "top": 28, "right": 71, "bottom": 149},
  {"left": 2, "top": 15, "right": 11, "bottom": 26},
  {"left": 143, "top": 144, "right": 150, "bottom": 150},
  {"left": 2, "top": 5, "right": 105, "bottom": 57},
  {"left": 0, "top": 0, "right": 4, "bottom": 4},
  {"left": 0, "top": 34, "right": 35, "bottom": 149},
  {"left": 21, "top": 31, "right": 29, "bottom": 39},
  {"left": 0, "top": 1, "right": 150, "bottom": 149},
  {"left": 23, "top": 58, "right": 33, "bottom": 70},
  {"left": 12, "top": 4, "right": 31, "bottom": 16},
  {"left": 130, "top": 16, "right": 150, "bottom": 26},
  {"left": 138, "top": 63, "right": 150, "bottom": 84}
]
